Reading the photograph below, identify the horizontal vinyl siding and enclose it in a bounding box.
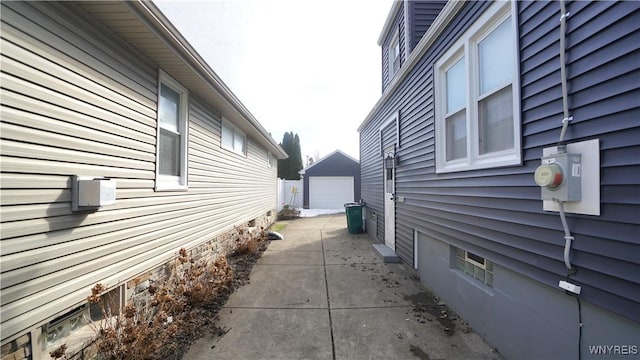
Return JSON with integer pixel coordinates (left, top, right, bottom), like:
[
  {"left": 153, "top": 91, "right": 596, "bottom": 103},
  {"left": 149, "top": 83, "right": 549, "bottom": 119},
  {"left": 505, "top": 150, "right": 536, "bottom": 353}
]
[
  {"left": 360, "top": 123, "right": 384, "bottom": 241},
  {"left": 518, "top": 0, "right": 640, "bottom": 320},
  {"left": 361, "top": 0, "right": 639, "bottom": 322},
  {"left": 408, "top": 1, "right": 448, "bottom": 52},
  {"left": 188, "top": 97, "right": 277, "bottom": 218},
  {"left": 0, "top": 1, "right": 277, "bottom": 342}
]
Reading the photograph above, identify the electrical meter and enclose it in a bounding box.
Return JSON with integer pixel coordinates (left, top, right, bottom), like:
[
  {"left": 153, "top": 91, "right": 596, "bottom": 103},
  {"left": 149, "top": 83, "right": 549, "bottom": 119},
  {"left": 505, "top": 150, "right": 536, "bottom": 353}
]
[
  {"left": 534, "top": 163, "right": 564, "bottom": 189},
  {"left": 534, "top": 152, "right": 582, "bottom": 202}
]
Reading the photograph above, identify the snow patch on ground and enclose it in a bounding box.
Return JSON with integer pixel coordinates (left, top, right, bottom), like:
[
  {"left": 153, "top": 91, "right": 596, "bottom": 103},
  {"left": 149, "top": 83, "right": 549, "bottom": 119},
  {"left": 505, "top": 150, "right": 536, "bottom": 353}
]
[{"left": 298, "top": 208, "right": 345, "bottom": 218}]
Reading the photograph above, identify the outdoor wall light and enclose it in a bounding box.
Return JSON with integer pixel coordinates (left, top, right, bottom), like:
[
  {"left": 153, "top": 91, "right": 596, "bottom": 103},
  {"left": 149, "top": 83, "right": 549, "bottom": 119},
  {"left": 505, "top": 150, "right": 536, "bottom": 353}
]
[{"left": 384, "top": 154, "right": 398, "bottom": 169}]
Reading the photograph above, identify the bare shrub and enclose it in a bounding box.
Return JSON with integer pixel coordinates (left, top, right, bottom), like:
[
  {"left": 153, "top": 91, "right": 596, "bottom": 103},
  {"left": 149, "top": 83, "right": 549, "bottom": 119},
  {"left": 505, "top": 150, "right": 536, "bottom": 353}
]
[{"left": 88, "top": 249, "right": 233, "bottom": 359}]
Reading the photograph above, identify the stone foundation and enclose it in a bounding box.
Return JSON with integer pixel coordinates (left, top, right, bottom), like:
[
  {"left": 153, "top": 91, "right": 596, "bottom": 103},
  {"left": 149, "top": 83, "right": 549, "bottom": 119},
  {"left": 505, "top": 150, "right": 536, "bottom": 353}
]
[
  {"left": 1, "top": 334, "right": 30, "bottom": 360},
  {"left": 130, "top": 219, "right": 270, "bottom": 299}
]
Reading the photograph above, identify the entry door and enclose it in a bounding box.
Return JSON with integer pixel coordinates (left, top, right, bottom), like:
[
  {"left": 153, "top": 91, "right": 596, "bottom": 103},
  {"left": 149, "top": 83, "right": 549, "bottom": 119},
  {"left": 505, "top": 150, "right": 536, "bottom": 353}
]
[{"left": 384, "top": 149, "right": 395, "bottom": 250}]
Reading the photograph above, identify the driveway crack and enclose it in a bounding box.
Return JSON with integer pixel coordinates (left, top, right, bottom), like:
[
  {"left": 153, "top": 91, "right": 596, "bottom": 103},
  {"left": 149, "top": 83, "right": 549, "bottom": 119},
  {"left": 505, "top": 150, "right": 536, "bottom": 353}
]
[{"left": 321, "top": 229, "right": 337, "bottom": 360}]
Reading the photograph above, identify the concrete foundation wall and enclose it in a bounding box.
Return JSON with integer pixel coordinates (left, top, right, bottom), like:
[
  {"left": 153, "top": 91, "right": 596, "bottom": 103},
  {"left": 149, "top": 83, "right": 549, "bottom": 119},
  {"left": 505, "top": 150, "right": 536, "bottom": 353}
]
[{"left": 416, "top": 232, "right": 640, "bottom": 360}]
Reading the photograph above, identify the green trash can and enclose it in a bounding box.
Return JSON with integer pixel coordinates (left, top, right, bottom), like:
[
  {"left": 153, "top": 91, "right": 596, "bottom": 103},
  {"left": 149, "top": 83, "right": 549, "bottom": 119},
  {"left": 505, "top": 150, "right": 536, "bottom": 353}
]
[{"left": 344, "top": 203, "right": 363, "bottom": 234}]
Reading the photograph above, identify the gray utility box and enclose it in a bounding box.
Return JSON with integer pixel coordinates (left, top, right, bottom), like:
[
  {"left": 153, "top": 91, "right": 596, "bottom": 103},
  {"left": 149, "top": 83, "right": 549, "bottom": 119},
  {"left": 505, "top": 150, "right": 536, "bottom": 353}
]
[{"left": 72, "top": 176, "right": 117, "bottom": 211}]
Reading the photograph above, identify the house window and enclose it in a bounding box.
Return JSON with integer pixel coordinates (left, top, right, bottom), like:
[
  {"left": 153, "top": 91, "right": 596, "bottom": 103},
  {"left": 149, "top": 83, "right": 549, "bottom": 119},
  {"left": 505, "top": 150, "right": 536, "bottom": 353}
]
[
  {"left": 389, "top": 31, "right": 401, "bottom": 76},
  {"left": 435, "top": 1, "right": 520, "bottom": 173},
  {"left": 156, "top": 71, "right": 188, "bottom": 190},
  {"left": 267, "top": 152, "right": 274, "bottom": 168},
  {"left": 455, "top": 247, "right": 493, "bottom": 287},
  {"left": 221, "top": 119, "right": 247, "bottom": 156},
  {"left": 41, "top": 286, "right": 124, "bottom": 357}
]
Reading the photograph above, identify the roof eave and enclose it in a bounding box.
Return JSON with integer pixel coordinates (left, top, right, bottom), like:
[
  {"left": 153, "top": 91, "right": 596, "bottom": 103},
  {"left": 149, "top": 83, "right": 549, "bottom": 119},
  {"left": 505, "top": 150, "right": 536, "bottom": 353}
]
[
  {"left": 377, "top": 1, "right": 403, "bottom": 45},
  {"left": 93, "top": 1, "right": 288, "bottom": 159},
  {"left": 299, "top": 149, "right": 359, "bottom": 174}
]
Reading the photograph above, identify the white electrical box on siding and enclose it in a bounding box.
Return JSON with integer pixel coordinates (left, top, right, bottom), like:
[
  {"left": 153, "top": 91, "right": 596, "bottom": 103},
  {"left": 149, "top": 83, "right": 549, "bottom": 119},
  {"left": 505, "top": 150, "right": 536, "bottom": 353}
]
[
  {"left": 72, "top": 176, "right": 116, "bottom": 211},
  {"left": 542, "top": 139, "right": 600, "bottom": 216}
]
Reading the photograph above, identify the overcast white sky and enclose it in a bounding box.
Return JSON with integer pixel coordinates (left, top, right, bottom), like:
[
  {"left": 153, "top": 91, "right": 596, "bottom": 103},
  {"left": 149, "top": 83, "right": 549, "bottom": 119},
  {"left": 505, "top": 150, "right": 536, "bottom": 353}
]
[{"left": 154, "top": 0, "right": 394, "bottom": 162}]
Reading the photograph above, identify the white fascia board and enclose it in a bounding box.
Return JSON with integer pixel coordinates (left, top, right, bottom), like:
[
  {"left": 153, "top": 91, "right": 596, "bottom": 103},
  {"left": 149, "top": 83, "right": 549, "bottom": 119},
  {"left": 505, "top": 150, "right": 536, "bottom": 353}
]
[{"left": 378, "top": 1, "right": 404, "bottom": 45}]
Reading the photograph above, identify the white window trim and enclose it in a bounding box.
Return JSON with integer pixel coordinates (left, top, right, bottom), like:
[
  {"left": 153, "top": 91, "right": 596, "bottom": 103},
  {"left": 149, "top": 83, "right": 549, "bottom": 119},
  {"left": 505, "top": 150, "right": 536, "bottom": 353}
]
[
  {"left": 221, "top": 118, "right": 247, "bottom": 157},
  {"left": 434, "top": 1, "right": 521, "bottom": 173},
  {"left": 156, "top": 70, "right": 189, "bottom": 191}
]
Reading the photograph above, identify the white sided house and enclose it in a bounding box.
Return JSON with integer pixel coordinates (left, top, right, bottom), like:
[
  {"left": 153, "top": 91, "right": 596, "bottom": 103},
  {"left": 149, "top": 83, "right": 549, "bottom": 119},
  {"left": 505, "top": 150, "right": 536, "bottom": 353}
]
[{"left": 0, "top": 1, "right": 287, "bottom": 358}]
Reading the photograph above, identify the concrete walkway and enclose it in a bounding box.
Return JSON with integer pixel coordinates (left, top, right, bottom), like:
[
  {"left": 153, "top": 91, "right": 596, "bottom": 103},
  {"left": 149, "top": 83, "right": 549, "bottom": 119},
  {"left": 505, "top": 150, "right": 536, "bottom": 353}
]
[{"left": 185, "top": 214, "right": 501, "bottom": 360}]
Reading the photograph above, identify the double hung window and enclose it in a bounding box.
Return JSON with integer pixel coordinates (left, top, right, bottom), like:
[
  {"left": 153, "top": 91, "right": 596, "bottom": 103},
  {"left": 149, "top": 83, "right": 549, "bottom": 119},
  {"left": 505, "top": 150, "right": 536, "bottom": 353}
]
[
  {"left": 221, "top": 119, "right": 247, "bottom": 156},
  {"left": 156, "top": 71, "right": 188, "bottom": 190},
  {"left": 389, "top": 31, "right": 401, "bottom": 76},
  {"left": 435, "top": 1, "right": 520, "bottom": 173}
]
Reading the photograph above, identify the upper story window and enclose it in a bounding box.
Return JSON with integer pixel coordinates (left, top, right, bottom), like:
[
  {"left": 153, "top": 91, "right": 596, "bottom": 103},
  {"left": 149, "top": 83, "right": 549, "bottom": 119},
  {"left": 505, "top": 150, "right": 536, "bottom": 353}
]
[
  {"left": 434, "top": 1, "right": 520, "bottom": 173},
  {"left": 221, "top": 119, "right": 247, "bottom": 156},
  {"left": 389, "top": 31, "right": 401, "bottom": 76},
  {"left": 156, "top": 71, "right": 188, "bottom": 190}
]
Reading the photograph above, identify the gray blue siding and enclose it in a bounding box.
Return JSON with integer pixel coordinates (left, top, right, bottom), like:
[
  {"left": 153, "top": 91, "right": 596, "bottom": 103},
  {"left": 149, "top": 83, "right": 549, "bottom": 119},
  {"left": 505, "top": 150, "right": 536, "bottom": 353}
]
[
  {"left": 407, "top": 1, "right": 448, "bottom": 52},
  {"left": 360, "top": 0, "right": 639, "bottom": 331}
]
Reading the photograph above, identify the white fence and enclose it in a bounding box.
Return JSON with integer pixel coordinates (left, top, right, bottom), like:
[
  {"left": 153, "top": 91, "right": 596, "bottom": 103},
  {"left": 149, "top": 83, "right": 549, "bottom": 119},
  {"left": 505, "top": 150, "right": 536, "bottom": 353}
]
[{"left": 277, "top": 179, "right": 303, "bottom": 211}]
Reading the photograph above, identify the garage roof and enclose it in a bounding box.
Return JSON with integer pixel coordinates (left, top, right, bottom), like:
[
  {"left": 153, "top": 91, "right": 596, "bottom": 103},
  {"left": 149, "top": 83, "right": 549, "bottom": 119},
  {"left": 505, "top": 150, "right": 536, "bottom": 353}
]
[{"left": 299, "top": 149, "right": 359, "bottom": 175}]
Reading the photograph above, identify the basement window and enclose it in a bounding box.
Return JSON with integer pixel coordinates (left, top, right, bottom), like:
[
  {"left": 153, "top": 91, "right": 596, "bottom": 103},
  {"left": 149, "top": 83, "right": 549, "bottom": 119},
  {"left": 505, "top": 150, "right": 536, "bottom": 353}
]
[
  {"left": 455, "top": 247, "right": 493, "bottom": 287},
  {"left": 41, "top": 286, "right": 124, "bottom": 358}
]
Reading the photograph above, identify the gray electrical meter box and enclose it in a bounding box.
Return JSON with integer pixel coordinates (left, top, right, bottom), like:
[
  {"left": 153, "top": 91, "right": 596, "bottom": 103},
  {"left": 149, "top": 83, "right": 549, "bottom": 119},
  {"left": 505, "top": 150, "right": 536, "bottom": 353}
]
[
  {"left": 534, "top": 152, "right": 582, "bottom": 202},
  {"left": 72, "top": 176, "right": 117, "bottom": 211}
]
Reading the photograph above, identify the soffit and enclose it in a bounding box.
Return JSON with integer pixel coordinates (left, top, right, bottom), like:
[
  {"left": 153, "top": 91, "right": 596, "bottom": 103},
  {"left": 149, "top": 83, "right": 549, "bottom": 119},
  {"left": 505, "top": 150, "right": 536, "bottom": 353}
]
[{"left": 73, "top": 1, "right": 287, "bottom": 159}]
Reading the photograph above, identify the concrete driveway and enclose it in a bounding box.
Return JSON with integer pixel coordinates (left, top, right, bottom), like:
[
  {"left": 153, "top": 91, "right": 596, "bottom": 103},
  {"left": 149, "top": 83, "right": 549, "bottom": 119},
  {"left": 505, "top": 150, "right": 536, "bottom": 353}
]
[{"left": 185, "top": 214, "right": 501, "bottom": 360}]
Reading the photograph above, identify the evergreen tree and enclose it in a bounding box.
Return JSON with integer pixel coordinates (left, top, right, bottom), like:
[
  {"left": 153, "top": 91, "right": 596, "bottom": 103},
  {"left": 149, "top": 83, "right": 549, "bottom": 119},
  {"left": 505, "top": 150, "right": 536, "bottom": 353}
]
[
  {"left": 277, "top": 132, "right": 303, "bottom": 179},
  {"left": 292, "top": 133, "right": 303, "bottom": 176}
]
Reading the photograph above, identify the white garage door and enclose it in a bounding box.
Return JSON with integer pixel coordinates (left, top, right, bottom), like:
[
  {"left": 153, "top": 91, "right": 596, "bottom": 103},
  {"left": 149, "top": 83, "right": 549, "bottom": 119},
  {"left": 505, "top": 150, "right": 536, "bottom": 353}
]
[{"left": 309, "top": 176, "right": 354, "bottom": 209}]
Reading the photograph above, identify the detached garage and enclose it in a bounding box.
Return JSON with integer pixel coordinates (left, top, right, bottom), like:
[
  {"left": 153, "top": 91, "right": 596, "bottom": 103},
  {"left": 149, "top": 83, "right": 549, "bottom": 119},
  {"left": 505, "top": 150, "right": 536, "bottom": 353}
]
[{"left": 300, "top": 150, "right": 360, "bottom": 209}]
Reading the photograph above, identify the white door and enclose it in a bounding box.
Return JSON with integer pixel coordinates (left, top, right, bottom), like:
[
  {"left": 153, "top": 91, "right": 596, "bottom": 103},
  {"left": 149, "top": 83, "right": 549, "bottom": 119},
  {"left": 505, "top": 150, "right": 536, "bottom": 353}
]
[
  {"left": 384, "top": 150, "right": 395, "bottom": 250},
  {"left": 309, "top": 176, "right": 354, "bottom": 209}
]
